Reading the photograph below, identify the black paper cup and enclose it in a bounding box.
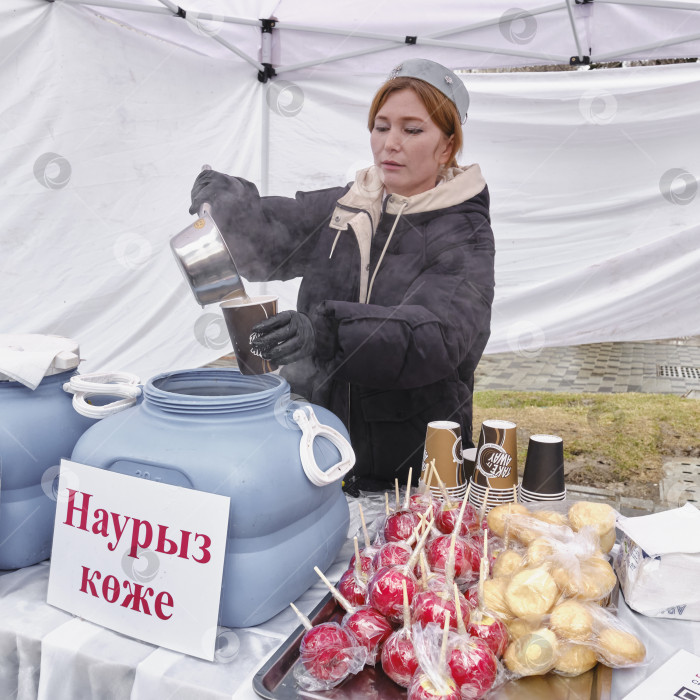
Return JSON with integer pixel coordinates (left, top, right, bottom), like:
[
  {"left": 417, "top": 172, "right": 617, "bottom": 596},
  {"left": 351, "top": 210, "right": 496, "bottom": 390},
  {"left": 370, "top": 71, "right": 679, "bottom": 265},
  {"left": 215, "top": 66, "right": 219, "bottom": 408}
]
[
  {"left": 521, "top": 434, "right": 565, "bottom": 495},
  {"left": 463, "top": 447, "right": 477, "bottom": 482},
  {"left": 220, "top": 295, "right": 278, "bottom": 375}
]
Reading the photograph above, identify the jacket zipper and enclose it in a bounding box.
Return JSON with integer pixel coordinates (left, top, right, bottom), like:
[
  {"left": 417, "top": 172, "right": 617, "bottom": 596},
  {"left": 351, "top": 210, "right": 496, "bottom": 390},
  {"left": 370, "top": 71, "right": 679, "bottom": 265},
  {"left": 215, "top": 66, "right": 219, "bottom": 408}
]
[{"left": 334, "top": 198, "right": 390, "bottom": 462}]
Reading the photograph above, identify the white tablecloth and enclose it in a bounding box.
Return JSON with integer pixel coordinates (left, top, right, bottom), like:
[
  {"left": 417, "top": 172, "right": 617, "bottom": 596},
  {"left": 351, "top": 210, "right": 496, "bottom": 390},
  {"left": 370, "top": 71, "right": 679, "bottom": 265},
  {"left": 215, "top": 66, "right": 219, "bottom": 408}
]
[{"left": 0, "top": 495, "right": 698, "bottom": 700}]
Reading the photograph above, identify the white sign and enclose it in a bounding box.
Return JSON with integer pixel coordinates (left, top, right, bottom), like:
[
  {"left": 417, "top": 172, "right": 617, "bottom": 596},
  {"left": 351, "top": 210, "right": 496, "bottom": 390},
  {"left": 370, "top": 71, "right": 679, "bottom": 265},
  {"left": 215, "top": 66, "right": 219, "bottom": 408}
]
[
  {"left": 623, "top": 649, "right": 700, "bottom": 699},
  {"left": 47, "top": 459, "right": 230, "bottom": 660}
]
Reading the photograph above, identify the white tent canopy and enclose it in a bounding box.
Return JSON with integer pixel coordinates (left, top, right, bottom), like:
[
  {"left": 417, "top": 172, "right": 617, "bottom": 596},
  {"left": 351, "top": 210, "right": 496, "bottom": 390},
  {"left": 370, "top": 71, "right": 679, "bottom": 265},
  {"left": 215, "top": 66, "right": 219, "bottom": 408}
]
[{"left": 1, "top": 0, "right": 699, "bottom": 379}]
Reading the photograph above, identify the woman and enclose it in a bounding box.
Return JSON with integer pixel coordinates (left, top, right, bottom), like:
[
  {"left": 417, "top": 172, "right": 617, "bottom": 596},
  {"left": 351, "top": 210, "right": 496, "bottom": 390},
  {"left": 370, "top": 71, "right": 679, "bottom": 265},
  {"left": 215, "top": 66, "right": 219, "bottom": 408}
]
[{"left": 190, "top": 59, "right": 495, "bottom": 492}]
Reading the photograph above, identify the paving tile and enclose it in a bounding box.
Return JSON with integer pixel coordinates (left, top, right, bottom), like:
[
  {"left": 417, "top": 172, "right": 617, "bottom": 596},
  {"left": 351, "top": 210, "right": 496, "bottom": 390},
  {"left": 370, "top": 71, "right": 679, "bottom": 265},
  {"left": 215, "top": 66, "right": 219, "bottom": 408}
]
[{"left": 474, "top": 340, "right": 700, "bottom": 395}]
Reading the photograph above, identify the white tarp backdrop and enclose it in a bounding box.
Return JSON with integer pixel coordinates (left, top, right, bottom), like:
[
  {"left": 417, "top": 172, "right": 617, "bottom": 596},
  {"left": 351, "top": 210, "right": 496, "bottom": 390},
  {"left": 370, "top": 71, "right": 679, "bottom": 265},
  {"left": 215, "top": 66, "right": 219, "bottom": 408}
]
[{"left": 1, "top": 0, "right": 699, "bottom": 380}]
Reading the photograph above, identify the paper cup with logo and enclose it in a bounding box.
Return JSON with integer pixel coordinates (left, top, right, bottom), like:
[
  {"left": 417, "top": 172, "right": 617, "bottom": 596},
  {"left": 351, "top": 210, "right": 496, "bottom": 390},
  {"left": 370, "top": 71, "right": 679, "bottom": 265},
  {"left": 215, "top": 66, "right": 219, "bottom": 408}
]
[
  {"left": 419, "top": 420, "right": 464, "bottom": 491},
  {"left": 473, "top": 419, "right": 518, "bottom": 490},
  {"left": 220, "top": 295, "right": 278, "bottom": 375}
]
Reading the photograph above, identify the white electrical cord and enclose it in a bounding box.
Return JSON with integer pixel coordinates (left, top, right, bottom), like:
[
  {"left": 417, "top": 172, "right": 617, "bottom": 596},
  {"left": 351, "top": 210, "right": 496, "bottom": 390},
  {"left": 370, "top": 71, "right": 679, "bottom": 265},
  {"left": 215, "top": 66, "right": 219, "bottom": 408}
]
[
  {"left": 63, "top": 372, "right": 142, "bottom": 419},
  {"left": 292, "top": 406, "right": 355, "bottom": 487}
]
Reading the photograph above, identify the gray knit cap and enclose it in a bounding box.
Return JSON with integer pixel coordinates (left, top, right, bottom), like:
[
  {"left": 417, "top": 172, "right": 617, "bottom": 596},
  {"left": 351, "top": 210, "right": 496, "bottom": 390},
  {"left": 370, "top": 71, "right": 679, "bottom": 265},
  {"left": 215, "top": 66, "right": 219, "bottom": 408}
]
[{"left": 388, "top": 58, "right": 469, "bottom": 123}]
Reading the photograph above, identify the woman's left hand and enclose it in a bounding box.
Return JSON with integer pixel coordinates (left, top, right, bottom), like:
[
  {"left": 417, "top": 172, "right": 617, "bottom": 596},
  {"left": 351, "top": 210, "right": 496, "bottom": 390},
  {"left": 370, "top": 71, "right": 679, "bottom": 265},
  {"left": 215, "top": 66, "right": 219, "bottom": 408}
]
[{"left": 250, "top": 311, "right": 315, "bottom": 364}]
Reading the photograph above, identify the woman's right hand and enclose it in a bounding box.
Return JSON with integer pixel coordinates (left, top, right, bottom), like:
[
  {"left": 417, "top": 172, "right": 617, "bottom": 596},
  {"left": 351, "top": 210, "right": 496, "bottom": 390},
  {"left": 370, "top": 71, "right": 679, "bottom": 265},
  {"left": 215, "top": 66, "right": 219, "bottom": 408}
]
[{"left": 189, "top": 169, "right": 237, "bottom": 215}]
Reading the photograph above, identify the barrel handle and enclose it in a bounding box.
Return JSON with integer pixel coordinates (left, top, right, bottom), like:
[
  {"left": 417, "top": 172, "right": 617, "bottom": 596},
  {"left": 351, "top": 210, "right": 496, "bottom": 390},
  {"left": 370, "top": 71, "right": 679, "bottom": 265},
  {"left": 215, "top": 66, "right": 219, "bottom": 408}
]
[
  {"left": 63, "top": 372, "right": 142, "bottom": 419},
  {"left": 291, "top": 406, "right": 355, "bottom": 487}
]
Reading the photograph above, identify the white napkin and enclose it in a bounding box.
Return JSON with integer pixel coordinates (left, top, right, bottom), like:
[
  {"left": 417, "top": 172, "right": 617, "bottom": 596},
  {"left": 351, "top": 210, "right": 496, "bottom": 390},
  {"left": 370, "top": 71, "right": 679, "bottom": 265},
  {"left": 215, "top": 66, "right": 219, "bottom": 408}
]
[
  {"left": 0, "top": 338, "right": 72, "bottom": 390},
  {"left": 616, "top": 503, "right": 700, "bottom": 556}
]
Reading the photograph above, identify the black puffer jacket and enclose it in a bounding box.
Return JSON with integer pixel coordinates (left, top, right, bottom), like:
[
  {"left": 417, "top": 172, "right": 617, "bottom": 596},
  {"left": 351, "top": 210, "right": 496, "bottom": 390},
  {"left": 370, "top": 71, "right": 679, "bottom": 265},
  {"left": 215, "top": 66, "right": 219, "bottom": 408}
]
[{"left": 210, "top": 165, "right": 495, "bottom": 489}]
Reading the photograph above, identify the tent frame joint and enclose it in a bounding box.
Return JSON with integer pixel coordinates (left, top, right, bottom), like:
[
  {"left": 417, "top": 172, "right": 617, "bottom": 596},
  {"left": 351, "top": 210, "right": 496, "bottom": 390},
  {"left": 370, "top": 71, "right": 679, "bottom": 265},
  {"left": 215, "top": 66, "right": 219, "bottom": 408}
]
[
  {"left": 405, "top": 35, "right": 417, "bottom": 45},
  {"left": 258, "top": 64, "right": 276, "bottom": 82},
  {"left": 259, "top": 18, "right": 277, "bottom": 82},
  {"left": 570, "top": 54, "right": 591, "bottom": 64}
]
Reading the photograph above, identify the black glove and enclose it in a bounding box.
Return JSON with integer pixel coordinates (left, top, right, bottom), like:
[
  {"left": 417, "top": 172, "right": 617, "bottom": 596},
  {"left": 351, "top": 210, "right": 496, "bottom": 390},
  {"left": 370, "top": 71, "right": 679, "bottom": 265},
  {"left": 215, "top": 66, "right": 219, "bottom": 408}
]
[
  {"left": 250, "top": 311, "right": 315, "bottom": 365},
  {"left": 189, "top": 169, "right": 239, "bottom": 216}
]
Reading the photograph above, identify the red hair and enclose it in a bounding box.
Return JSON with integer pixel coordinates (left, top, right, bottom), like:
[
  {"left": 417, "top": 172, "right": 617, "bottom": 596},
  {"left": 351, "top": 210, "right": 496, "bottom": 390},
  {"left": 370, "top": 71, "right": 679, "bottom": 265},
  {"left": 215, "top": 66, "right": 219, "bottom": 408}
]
[{"left": 368, "top": 76, "right": 463, "bottom": 168}]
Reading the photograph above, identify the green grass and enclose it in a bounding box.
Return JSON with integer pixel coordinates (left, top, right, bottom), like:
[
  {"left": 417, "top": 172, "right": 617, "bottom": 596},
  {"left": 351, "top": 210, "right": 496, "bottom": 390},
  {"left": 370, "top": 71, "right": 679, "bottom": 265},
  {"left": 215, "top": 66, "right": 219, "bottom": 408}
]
[{"left": 472, "top": 391, "right": 700, "bottom": 482}]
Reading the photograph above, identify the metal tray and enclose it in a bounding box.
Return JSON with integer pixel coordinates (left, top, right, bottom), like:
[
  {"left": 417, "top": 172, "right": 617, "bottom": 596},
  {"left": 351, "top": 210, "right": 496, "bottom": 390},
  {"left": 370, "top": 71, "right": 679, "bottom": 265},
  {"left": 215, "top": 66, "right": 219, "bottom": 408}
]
[{"left": 253, "top": 593, "right": 612, "bottom": 700}]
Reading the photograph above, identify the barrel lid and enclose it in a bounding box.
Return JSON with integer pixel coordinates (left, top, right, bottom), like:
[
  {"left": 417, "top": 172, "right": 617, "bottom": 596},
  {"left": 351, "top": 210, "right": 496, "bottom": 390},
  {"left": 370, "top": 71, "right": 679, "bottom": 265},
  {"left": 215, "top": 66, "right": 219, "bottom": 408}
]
[{"left": 0, "top": 333, "right": 81, "bottom": 383}]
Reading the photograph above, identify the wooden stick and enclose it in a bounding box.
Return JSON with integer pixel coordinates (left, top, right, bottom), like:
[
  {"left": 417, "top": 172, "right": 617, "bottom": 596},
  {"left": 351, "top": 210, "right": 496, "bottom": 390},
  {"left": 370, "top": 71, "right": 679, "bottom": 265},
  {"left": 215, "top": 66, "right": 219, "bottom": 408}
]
[
  {"left": 420, "top": 551, "right": 430, "bottom": 590},
  {"left": 465, "top": 482, "right": 472, "bottom": 501},
  {"left": 385, "top": 492, "right": 391, "bottom": 517},
  {"left": 478, "top": 486, "right": 490, "bottom": 523},
  {"left": 358, "top": 503, "right": 370, "bottom": 549},
  {"left": 314, "top": 566, "right": 355, "bottom": 614},
  {"left": 439, "top": 616, "right": 450, "bottom": 670},
  {"left": 425, "top": 460, "right": 435, "bottom": 489},
  {"left": 289, "top": 603, "right": 313, "bottom": 631},
  {"left": 406, "top": 516, "right": 435, "bottom": 572},
  {"left": 407, "top": 504, "right": 434, "bottom": 547},
  {"left": 395, "top": 479, "right": 400, "bottom": 511},
  {"left": 513, "top": 484, "right": 518, "bottom": 504},
  {"left": 402, "top": 580, "right": 411, "bottom": 636},
  {"left": 445, "top": 495, "right": 468, "bottom": 589},
  {"left": 454, "top": 583, "right": 467, "bottom": 636},
  {"left": 431, "top": 461, "right": 453, "bottom": 510},
  {"left": 406, "top": 521, "right": 422, "bottom": 548},
  {"left": 446, "top": 530, "right": 458, "bottom": 591},
  {"left": 477, "top": 532, "right": 489, "bottom": 614},
  {"left": 403, "top": 467, "right": 413, "bottom": 511},
  {"left": 353, "top": 537, "right": 362, "bottom": 578}
]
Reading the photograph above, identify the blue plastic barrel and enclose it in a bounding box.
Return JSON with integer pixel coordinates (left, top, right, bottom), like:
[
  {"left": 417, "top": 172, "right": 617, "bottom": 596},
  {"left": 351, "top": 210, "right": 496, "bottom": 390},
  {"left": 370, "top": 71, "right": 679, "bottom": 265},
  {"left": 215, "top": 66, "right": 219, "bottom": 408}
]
[
  {"left": 0, "top": 370, "right": 95, "bottom": 569},
  {"left": 70, "top": 368, "right": 351, "bottom": 628}
]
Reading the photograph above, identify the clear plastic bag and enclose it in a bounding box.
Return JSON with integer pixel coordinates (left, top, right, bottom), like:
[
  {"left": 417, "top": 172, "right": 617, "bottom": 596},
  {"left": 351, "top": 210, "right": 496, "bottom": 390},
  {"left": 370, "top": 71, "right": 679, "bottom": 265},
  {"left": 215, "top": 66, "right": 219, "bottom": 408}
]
[
  {"left": 584, "top": 601, "right": 648, "bottom": 668},
  {"left": 446, "top": 631, "right": 503, "bottom": 700},
  {"left": 408, "top": 622, "right": 461, "bottom": 700},
  {"left": 294, "top": 621, "right": 368, "bottom": 691},
  {"left": 426, "top": 534, "right": 480, "bottom": 587},
  {"left": 411, "top": 588, "right": 471, "bottom": 631},
  {"left": 341, "top": 606, "right": 393, "bottom": 666},
  {"left": 367, "top": 565, "right": 419, "bottom": 624},
  {"left": 373, "top": 541, "right": 413, "bottom": 569},
  {"left": 381, "top": 627, "right": 419, "bottom": 688},
  {"left": 337, "top": 568, "right": 368, "bottom": 607}
]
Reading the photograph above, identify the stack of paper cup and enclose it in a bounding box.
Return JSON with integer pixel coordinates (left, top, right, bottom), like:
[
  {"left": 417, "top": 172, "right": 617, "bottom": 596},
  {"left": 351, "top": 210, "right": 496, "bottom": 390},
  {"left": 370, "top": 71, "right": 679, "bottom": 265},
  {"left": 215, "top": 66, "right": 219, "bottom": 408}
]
[
  {"left": 519, "top": 434, "right": 566, "bottom": 502},
  {"left": 419, "top": 421, "right": 467, "bottom": 500},
  {"left": 469, "top": 419, "right": 519, "bottom": 513}
]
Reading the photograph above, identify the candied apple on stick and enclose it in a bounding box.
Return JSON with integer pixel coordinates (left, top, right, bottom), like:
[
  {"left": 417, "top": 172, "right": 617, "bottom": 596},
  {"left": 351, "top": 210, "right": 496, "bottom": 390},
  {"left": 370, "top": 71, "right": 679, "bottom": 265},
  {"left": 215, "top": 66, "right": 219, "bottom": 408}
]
[
  {"left": 313, "top": 566, "right": 392, "bottom": 666},
  {"left": 382, "top": 581, "right": 420, "bottom": 688},
  {"left": 408, "top": 618, "right": 461, "bottom": 700},
  {"left": 290, "top": 603, "right": 367, "bottom": 691},
  {"left": 369, "top": 515, "right": 434, "bottom": 623}
]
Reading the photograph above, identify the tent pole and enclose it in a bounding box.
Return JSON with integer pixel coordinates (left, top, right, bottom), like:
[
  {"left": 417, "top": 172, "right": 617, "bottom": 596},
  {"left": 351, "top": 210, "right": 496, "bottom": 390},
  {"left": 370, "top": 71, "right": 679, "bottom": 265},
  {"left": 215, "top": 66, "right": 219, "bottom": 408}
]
[
  {"left": 564, "top": 0, "right": 587, "bottom": 63},
  {"left": 598, "top": 0, "right": 700, "bottom": 9},
  {"left": 411, "top": 38, "right": 568, "bottom": 64},
  {"left": 427, "top": 3, "right": 566, "bottom": 38},
  {"left": 259, "top": 83, "right": 270, "bottom": 297},
  {"left": 261, "top": 85, "right": 269, "bottom": 197},
  {"left": 61, "top": 0, "right": 170, "bottom": 13},
  {"left": 276, "top": 36, "right": 569, "bottom": 75},
  {"left": 262, "top": 2, "right": 567, "bottom": 41}
]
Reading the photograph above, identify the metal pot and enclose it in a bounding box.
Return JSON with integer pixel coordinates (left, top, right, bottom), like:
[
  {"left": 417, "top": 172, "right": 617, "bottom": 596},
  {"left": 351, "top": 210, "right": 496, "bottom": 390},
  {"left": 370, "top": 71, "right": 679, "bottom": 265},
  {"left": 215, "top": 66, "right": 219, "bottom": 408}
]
[{"left": 170, "top": 170, "right": 248, "bottom": 307}]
